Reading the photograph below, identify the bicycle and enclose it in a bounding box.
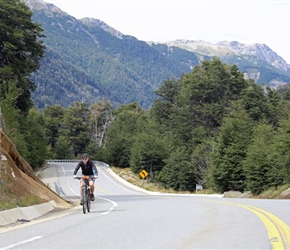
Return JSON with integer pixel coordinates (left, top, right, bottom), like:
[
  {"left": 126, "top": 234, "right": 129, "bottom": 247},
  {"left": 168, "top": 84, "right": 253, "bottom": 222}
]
[{"left": 75, "top": 176, "right": 96, "bottom": 214}]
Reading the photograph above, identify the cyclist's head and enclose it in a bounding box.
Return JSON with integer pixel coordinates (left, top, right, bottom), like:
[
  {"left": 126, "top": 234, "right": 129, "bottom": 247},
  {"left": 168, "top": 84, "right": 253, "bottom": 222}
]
[{"left": 81, "top": 153, "right": 89, "bottom": 161}]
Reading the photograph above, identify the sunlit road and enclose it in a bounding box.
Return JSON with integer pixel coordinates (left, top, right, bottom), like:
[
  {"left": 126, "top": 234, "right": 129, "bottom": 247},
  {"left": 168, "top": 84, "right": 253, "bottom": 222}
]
[{"left": 0, "top": 162, "right": 290, "bottom": 249}]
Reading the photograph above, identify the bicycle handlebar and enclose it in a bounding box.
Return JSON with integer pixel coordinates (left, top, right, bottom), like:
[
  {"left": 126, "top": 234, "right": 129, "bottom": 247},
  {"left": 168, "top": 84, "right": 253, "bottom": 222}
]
[{"left": 74, "top": 176, "right": 97, "bottom": 180}]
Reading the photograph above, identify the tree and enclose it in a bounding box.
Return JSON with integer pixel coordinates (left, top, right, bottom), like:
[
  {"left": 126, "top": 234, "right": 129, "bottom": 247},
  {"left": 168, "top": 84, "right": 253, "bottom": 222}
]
[
  {"left": 23, "top": 107, "right": 47, "bottom": 168},
  {"left": 159, "top": 146, "right": 197, "bottom": 191},
  {"left": 0, "top": 0, "right": 46, "bottom": 167},
  {"left": 266, "top": 116, "right": 290, "bottom": 187},
  {"left": 264, "top": 87, "right": 283, "bottom": 128},
  {"left": 160, "top": 58, "right": 249, "bottom": 148},
  {"left": 177, "top": 58, "right": 248, "bottom": 132},
  {"left": 90, "top": 98, "right": 113, "bottom": 147},
  {"left": 0, "top": 80, "right": 22, "bottom": 130},
  {"left": 130, "top": 130, "right": 169, "bottom": 177},
  {"left": 240, "top": 82, "right": 273, "bottom": 123},
  {"left": 54, "top": 135, "right": 73, "bottom": 159},
  {"left": 0, "top": 0, "right": 45, "bottom": 114},
  {"left": 62, "top": 102, "right": 91, "bottom": 157},
  {"left": 190, "top": 141, "right": 213, "bottom": 186},
  {"left": 210, "top": 102, "right": 253, "bottom": 192},
  {"left": 151, "top": 79, "right": 181, "bottom": 127},
  {"left": 243, "top": 123, "right": 276, "bottom": 194},
  {"left": 0, "top": 77, "right": 31, "bottom": 158},
  {"left": 103, "top": 103, "right": 144, "bottom": 167},
  {"left": 43, "top": 105, "right": 64, "bottom": 158}
]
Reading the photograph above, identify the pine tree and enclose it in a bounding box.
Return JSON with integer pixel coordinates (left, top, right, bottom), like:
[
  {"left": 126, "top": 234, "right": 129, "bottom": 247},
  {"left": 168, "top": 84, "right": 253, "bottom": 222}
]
[
  {"left": 210, "top": 102, "right": 253, "bottom": 192},
  {"left": 0, "top": 0, "right": 45, "bottom": 113}
]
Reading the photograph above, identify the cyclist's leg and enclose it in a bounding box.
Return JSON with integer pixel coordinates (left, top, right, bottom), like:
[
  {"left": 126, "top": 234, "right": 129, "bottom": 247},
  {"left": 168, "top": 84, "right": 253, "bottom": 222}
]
[
  {"left": 80, "top": 181, "right": 85, "bottom": 205},
  {"left": 89, "top": 177, "right": 95, "bottom": 201},
  {"left": 89, "top": 180, "right": 94, "bottom": 193},
  {"left": 80, "top": 181, "right": 85, "bottom": 195},
  {"left": 82, "top": 186, "right": 87, "bottom": 213}
]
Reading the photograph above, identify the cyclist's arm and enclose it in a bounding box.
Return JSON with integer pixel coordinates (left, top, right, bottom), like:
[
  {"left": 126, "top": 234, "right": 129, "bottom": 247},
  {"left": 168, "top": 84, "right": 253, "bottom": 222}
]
[
  {"left": 73, "top": 163, "right": 81, "bottom": 175},
  {"left": 92, "top": 163, "right": 98, "bottom": 176}
]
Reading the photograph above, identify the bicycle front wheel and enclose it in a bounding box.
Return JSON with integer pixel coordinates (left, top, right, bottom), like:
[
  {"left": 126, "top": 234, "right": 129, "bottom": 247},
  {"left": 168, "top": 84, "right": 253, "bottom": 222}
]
[
  {"left": 87, "top": 200, "right": 91, "bottom": 212},
  {"left": 82, "top": 187, "right": 87, "bottom": 214},
  {"left": 87, "top": 189, "right": 91, "bottom": 212}
]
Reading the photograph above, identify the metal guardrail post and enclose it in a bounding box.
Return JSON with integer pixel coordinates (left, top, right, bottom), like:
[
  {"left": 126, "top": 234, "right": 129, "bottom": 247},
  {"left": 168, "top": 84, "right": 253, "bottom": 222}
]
[{"left": 46, "top": 159, "right": 109, "bottom": 168}]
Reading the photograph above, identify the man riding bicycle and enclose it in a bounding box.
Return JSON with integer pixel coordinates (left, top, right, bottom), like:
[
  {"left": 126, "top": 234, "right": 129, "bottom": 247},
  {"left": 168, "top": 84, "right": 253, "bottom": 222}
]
[{"left": 73, "top": 153, "right": 98, "bottom": 205}]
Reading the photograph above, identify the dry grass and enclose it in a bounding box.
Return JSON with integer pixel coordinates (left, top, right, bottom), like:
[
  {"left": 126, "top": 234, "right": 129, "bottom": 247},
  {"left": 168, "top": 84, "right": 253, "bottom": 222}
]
[
  {"left": 110, "top": 166, "right": 214, "bottom": 194},
  {"left": 0, "top": 184, "right": 44, "bottom": 210},
  {"left": 110, "top": 166, "right": 170, "bottom": 192},
  {"left": 110, "top": 167, "right": 290, "bottom": 198},
  {"left": 256, "top": 184, "right": 290, "bottom": 199}
]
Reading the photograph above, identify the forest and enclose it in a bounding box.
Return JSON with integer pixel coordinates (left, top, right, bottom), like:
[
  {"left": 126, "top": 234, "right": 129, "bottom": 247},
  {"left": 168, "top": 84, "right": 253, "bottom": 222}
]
[{"left": 1, "top": 0, "right": 290, "bottom": 196}]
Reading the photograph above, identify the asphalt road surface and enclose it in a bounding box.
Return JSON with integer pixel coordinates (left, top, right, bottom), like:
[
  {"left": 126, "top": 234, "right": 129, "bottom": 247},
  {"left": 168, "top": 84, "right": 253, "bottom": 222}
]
[{"left": 0, "top": 162, "right": 289, "bottom": 249}]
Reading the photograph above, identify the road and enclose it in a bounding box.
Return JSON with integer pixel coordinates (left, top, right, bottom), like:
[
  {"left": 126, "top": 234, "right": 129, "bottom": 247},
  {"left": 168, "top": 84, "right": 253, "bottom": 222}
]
[{"left": 0, "top": 162, "right": 289, "bottom": 249}]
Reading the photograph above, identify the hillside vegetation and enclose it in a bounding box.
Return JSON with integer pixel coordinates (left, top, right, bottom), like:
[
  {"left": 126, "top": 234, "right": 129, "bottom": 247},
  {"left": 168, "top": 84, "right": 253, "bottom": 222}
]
[
  {"left": 1, "top": 0, "right": 290, "bottom": 212},
  {"left": 23, "top": 0, "right": 290, "bottom": 110},
  {"left": 0, "top": 130, "right": 71, "bottom": 210},
  {"left": 4, "top": 58, "right": 290, "bottom": 197}
]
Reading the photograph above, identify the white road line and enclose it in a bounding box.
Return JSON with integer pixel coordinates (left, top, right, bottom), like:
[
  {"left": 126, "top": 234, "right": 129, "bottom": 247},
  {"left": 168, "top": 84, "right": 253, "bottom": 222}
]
[
  {"left": 100, "top": 167, "right": 140, "bottom": 193},
  {"left": 97, "top": 197, "right": 118, "bottom": 215},
  {"left": 58, "top": 163, "right": 119, "bottom": 214},
  {"left": 1, "top": 236, "right": 44, "bottom": 250}
]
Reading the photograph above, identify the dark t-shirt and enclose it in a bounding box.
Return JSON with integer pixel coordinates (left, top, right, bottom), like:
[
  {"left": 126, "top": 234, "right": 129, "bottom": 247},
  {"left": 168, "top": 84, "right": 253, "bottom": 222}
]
[{"left": 73, "top": 159, "right": 98, "bottom": 176}]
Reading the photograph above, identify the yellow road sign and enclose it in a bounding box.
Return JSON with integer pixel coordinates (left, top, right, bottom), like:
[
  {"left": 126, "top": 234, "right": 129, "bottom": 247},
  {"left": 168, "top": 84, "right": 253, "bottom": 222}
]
[{"left": 139, "top": 169, "right": 148, "bottom": 179}]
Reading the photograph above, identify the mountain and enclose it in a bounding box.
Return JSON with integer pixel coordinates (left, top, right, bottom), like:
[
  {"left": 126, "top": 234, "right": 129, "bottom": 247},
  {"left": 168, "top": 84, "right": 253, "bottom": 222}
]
[
  {"left": 23, "top": 0, "right": 290, "bottom": 109},
  {"left": 24, "top": 0, "right": 189, "bottom": 109},
  {"left": 150, "top": 40, "right": 290, "bottom": 88}
]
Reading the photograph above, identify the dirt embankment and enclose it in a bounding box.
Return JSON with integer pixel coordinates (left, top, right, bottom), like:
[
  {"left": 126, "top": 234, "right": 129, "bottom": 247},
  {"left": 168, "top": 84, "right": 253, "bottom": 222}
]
[{"left": 0, "top": 130, "right": 71, "bottom": 210}]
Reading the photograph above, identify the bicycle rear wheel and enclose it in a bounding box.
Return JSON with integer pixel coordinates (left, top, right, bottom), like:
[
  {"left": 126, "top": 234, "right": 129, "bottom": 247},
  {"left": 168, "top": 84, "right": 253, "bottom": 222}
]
[{"left": 82, "top": 187, "right": 87, "bottom": 214}]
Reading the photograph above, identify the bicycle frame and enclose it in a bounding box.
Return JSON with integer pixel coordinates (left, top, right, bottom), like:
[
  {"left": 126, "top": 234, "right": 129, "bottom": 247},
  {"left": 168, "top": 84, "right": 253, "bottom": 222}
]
[
  {"left": 82, "top": 178, "right": 91, "bottom": 213},
  {"left": 76, "top": 176, "right": 92, "bottom": 214}
]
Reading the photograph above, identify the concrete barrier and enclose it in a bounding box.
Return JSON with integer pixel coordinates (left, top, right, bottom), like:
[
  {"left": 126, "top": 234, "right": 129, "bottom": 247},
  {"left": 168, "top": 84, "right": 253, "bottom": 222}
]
[{"left": 0, "top": 201, "right": 56, "bottom": 226}]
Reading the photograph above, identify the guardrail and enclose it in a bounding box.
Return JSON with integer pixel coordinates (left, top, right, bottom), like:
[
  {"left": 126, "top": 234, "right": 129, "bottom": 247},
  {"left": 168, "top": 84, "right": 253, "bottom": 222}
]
[{"left": 46, "top": 159, "right": 109, "bottom": 168}]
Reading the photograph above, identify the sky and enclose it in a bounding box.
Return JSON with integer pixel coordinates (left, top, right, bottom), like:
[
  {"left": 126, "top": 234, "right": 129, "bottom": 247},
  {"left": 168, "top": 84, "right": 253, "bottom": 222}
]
[{"left": 44, "top": 0, "right": 290, "bottom": 63}]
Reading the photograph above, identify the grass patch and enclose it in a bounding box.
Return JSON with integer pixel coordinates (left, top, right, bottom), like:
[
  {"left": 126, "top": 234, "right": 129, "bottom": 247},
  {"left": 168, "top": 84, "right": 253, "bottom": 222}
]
[
  {"left": 0, "top": 176, "right": 45, "bottom": 211},
  {"left": 110, "top": 167, "right": 290, "bottom": 198},
  {"left": 110, "top": 166, "right": 214, "bottom": 194},
  {"left": 111, "top": 166, "right": 171, "bottom": 192},
  {"left": 18, "top": 195, "right": 44, "bottom": 207},
  {"left": 257, "top": 184, "right": 290, "bottom": 199},
  {"left": 0, "top": 191, "right": 44, "bottom": 210}
]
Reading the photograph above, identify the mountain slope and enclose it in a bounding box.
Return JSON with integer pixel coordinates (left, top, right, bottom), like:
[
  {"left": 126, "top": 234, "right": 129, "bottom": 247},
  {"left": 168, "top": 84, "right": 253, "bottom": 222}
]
[
  {"left": 25, "top": 0, "right": 189, "bottom": 109},
  {"left": 151, "top": 40, "right": 290, "bottom": 88},
  {"left": 23, "top": 0, "right": 290, "bottom": 109}
]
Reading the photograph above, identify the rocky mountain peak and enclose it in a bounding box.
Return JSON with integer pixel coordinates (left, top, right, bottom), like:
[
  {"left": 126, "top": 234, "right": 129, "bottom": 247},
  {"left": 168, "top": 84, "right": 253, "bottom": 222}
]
[
  {"left": 80, "top": 18, "right": 124, "bottom": 39},
  {"left": 218, "top": 41, "right": 290, "bottom": 71},
  {"left": 164, "top": 39, "right": 290, "bottom": 72},
  {"left": 23, "top": 0, "right": 66, "bottom": 15},
  {"left": 163, "top": 39, "right": 234, "bottom": 57}
]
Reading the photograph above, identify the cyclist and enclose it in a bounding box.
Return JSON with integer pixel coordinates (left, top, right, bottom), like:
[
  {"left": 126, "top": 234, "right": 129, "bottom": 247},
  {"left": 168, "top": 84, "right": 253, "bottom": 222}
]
[{"left": 73, "top": 153, "right": 98, "bottom": 205}]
